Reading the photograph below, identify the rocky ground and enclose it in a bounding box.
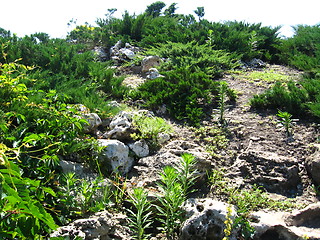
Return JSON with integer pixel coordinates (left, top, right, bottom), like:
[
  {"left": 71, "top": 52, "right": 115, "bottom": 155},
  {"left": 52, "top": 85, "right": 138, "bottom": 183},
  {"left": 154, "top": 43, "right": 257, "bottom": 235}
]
[{"left": 52, "top": 63, "right": 320, "bottom": 239}]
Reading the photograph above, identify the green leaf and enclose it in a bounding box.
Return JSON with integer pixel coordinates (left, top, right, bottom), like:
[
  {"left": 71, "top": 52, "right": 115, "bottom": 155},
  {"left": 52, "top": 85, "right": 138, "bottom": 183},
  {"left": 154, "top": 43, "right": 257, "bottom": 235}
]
[{"left": 41, "top": 187, "right": 56, "bottom": 197}]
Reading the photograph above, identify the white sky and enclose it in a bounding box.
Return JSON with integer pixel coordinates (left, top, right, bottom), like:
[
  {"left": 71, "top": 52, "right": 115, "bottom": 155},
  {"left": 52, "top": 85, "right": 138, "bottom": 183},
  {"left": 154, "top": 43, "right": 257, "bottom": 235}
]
[{"left": 1, "top": 0, "right": 319, "bottom": 38}]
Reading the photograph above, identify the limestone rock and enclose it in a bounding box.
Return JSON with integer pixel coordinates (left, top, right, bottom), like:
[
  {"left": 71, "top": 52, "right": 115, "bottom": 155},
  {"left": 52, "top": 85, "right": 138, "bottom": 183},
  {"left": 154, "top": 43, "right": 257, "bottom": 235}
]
[
  {"left": 251, "top": 203, "right": 320, "bottom": 240},
  {"left": 241, "top": 58, "right": 266, "bottom": 69},
  {"left": 157, "top": 132, "right": 171, "bottom": 144},
  {"left": 50, "top": 210, "right": 130, "bottom": 239},
  {"left": 119, "top": 48, "right": 135, "bottom": 59},
  {"left": 98, "top": 139, "right": 134, "bottom": 174},
  {"left": 128, "top": 139, "right": 149, "bottom": 158},
  {"left": 103, "top": 111, "right": 133, "bottom": 140},
  {"left": 60, "top": 160, "right": 84, "bottom": 177},
  {"left": 129, "top": 140, "right": 212, "bottom": 187},
  {"left": 227, "top": 150, "right": 301, "bottom": 195},
  {"left": 141, "top": 56, "right": 162, "bottom": 72},
  {"left": 306, "top": 144, "right": 320, "bottom": 186},
  {"left": 110, "top": 40, "right": 140, "bottom": 64},
  {"left": 180, "top": 198, "right": 238, "bottom": 240},
  {"left": 83, "top": 113, "right": 102, "bottom": 133},
  {"left": 93, "top": 46, "right": 108, "bottom": 61},
  {"left": 146, "top": 68, "right": 163, "bottom": 79}
]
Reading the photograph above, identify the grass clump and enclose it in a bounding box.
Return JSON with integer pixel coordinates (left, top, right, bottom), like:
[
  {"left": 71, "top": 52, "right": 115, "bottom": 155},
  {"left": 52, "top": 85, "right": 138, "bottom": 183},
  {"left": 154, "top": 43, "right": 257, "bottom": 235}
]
[{"left": 131, "top": 112, "right": 173, "bottom": 148}]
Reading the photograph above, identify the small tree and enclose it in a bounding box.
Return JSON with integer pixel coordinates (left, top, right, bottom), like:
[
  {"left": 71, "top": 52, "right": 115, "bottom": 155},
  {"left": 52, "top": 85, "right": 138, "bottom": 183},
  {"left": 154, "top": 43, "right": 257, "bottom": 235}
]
[
  {"left": 164, "top": 3, "right": 178, "bottom": 17},
  {"left": 194, "top": 7, "right": 205, "bottom": 21},
  {"left": 145, "top": 1, "right": 166, "bottom": 18}
]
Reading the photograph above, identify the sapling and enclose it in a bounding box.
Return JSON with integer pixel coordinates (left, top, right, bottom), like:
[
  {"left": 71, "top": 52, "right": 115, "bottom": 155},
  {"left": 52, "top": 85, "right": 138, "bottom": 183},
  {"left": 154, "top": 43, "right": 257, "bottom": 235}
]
[{"left": 276, "top": 110, "right": 294, "bottom": 139}]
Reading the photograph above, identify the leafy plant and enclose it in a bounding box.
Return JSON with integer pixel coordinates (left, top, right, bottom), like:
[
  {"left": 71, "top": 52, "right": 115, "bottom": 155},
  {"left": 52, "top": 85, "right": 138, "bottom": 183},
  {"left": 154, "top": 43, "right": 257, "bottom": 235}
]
[
  {"left": 110, "top": 171, "right": 127, "bottom": 207},
  {"left": 131, "top": 112, "right": 172, "bottom": 149},
  {"left": 156, "top": 166, "right": 185, "bottom": 238},
  {"left": 276, "top": 110, "right": 294, "bottom": 139},
  {"left": 0, "top": 144, "right": 58, "bottom": 239},
  {"left": 127, "top": 187, "right": 153, "bottom": 240},
  {"left": 222, "top": 205, "right": 234, "bottom": 240},
  {"left": 145, "top": 41, "right": 237, "bottom": 78},
  {"left": 176, "top": 153, "right": 198, "bottom": 196},
  {"left": 155, "top": 153, "right": 198, "bottom": 238},
  {"left": 250, "top": 81, "right": 309, "bottom": 116}
]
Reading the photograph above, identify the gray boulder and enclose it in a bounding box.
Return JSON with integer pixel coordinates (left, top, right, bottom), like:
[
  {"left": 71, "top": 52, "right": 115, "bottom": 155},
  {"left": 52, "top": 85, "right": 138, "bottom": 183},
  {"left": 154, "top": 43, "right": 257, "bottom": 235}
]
[
  {"left": 251, "top": 202, "right": 320, "bottom": 240},
  {"left": 83, "top": 113, "right": 102, "bottom": 133},
  {"left": 129, "top": 140, "right": 212, "bottom": 187},
  {"left": 93, "top": 46, "right": 108, "bottom": 61},
  {"left": 98, "top": 139, "right": 134, "bottom": 174},
  {"left": 306, "top": 144, "right": 320, "bottom": 186},
  {"left": 227, "top": 150, "right": 301, "bottom": 196},
  {"left": 146, "top": 68, "right": 164, "bottom": 79},
  {"left": 141, "top": 56, "right": 162, "bottom": 72},
  {"left": 103, "top": 111, "right": 133, "bottom": 140},
  {"left": 128, "top": 139, "right": 149, "bottom": 158},
  {"left": 50, "top": 210, "right": 130, "bottom": 239},
  {"left": 180, "top": 198, "right": 238, "bottom": 240}
]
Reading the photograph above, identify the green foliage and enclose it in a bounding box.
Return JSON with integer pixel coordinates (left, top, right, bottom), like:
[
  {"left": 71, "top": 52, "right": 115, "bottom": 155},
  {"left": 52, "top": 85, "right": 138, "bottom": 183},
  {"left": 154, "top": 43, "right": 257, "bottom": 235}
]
[
  {"left": 250, "top": 81, "right": 309, "bottom": 116},
  {"left": 0, "top": 144, "right": 57, "bottom": 239},
  {"left": 88, "top": 62, "right": 128, "bottom": 99},
  {"left": 131, "top": 112, "right": 173, "bottom": 148},
  {"left": 164, "top": 3, "right": 178, "bottom": 17},
  {"left": 145, "top": 41, "right": 237, "bottom": 78},
  {"left": 156, "top": 166, "right": 185, "bottom": 238},
  {"left": 206, "top": 21, "right": 281, "bottom": 61},
  {"left": 127, "top": 188, "right": 153, "bottom": 240},
  {"left": 277, "top": 24, "right": 320, "bottom": 76},
  {"left": 145, "top": 1, "right": 166, "bottom": 18},
  {"left": 176, "top": 153, "right": 198, "bottom": 196},
  {"left": 57, "top": 173, "right": 113, "bottom": 221},
  {"left": 0, "top": 60, "right": 118, "bottom": 235},
  {"left": 240, "top": 69, "right": 291, "bottom": 84},
  {"left": 194, "top": 7, "right": 205, "bottom": 21},
  {"left": 276, "top": 110, "right": 294, "bottom": 138},
  {"left": 156, "top": 154, "right": 198, "bottom": 238},
  {"left": 137, "top": 42, "right": 237, "bottom": 125},
  {"left": 250, "top": 77, "right": 320, "bottom": 120}
]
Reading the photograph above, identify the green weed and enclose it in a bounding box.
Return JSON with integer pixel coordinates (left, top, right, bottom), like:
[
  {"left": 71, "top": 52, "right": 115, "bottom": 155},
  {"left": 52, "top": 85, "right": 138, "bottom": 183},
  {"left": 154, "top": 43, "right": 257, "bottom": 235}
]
[
  {"left": 131, "top": 112, "right": 173, "bottom": 149},
  {"left": 156, "top": 153, "right": 198, "bottom": 239},
  {"left": 127, "top": 187, "right": 153, "bottom": 240},
  {"left": 276, "top": 110, "right": 294, "bottom": 139}
]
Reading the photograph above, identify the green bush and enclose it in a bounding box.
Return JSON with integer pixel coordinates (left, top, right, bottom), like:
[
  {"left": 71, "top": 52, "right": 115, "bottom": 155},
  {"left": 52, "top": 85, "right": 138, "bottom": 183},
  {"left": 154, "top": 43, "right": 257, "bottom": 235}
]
[
  {"left": 277, "top": 24, "right": 320, "bottom": 76},
  {"left": 145, "top": 41, "right": 238, "bottom": 78},
  {"left": 0, "top": 60, "right": 116, "bottom": 236},
  {"left": 250, "top": 78, "right": 320, "bottom": 120},
  {"left": 250, "top": 81, "right": 308, "bottom": 116},
  {"left": 132, "top": 68, "right": 220, "bottom": 125}
]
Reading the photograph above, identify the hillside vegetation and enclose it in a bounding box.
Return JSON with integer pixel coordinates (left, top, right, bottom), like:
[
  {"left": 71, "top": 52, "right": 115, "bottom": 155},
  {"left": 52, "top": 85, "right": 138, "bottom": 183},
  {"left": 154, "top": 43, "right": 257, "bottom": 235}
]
[{"left": 0, "top": 2, "right": 319, "bottom": 239}]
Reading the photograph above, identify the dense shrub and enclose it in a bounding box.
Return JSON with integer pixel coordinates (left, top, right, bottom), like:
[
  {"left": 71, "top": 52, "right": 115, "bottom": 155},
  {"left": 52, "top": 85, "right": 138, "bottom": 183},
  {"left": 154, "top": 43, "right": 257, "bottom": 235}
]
[
  {"left": 132, "top": 67, "right": 220, "bottom": 125},
  {"left": 277, "top": 24, "right": 320, "bottom": 76},
  {"left": 250, "top": 78, "right": 320, "bottom": 119},
  {"left": 145, "top": 41, "right": 238, "bottom": 78}
]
